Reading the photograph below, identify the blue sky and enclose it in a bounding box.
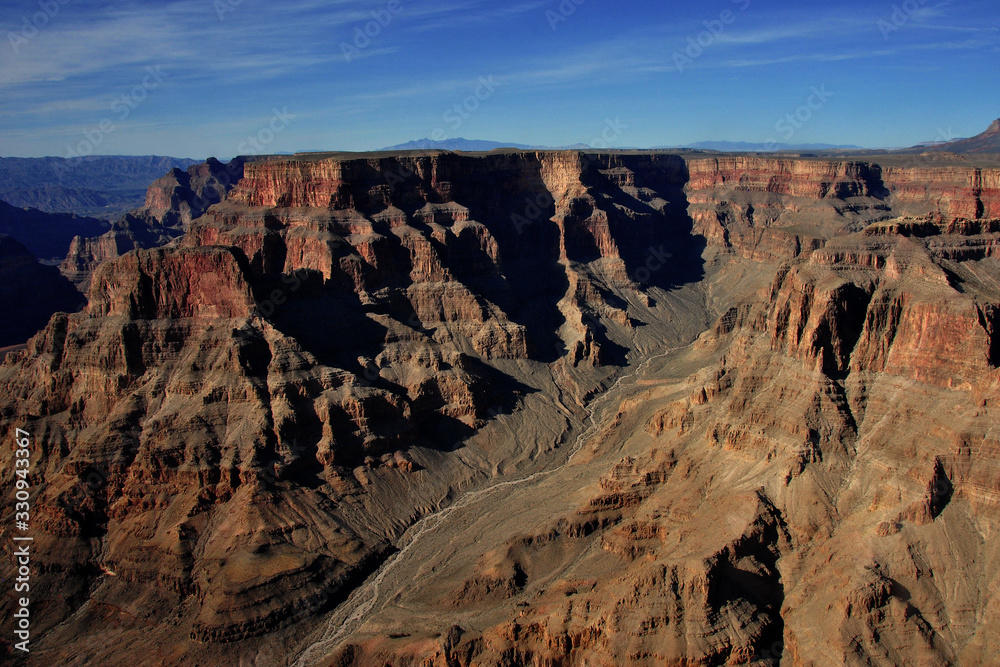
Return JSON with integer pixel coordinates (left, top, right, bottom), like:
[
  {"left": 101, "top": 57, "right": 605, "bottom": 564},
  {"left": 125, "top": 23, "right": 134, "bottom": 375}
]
[{"left": 0, "top": 0, "right": 998, "bottom": 158}]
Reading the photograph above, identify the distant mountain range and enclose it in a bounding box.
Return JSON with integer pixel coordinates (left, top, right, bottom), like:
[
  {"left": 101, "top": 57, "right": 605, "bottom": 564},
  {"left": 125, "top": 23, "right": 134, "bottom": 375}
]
[
  {"left": 0, "top": 155, "right": 199, "bottom": 220},
  {"left": 379, "top": 137, "right": 867, "bottom": 153},
  {"left": 378, "top": 121, "right": 1000, "bottom": 155},
  {"left": 666, "top": 119, "right": 1000, "bottom": 154},
  {"left": 903, "top": 119, "right": 1000, "bottom": 154},
  {"left": 672, "top": 141, "right": 864, "bottom": 152}
]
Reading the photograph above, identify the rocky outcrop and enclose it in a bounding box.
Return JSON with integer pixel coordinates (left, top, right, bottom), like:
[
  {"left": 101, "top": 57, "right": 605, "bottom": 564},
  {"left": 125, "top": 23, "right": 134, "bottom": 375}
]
[
  {"left": 87, "top": 247, "right": 257, "bottom": 319},
  {"left": 686, "top": 157, "right": 887, "bottom": 198},
  {"left": 142, "top": 157, "right": 248, "bottom": 227},
  {"left": 187, "top": 152, "right": 697, "bottom": 364},
  {"left": 879, "top": 165, "right": 1000, "bottom": 219}
]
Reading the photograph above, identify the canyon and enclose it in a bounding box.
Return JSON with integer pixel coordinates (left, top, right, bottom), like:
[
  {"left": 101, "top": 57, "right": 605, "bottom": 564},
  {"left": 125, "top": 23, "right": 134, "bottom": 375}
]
[{"left": 1, "top": 149, "right": 999, "bottom": 666}]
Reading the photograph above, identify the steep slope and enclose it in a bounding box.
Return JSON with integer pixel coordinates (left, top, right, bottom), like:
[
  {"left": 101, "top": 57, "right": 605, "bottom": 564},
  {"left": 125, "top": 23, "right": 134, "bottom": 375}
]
[{"left": 1, "top": 151, "right": 999, "bottom": 665}]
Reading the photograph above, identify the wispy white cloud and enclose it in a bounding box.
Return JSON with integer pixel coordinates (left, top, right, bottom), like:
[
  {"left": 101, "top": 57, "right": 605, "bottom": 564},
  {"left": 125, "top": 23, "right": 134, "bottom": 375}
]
[
  {"left": 348, "top": 78, "right": 472, "bottom": 102},
  {"left": 0, "top": 13, "right": 189, "bottom": 87},
  {"left": 0, "top": 0, "right": 420, "bottom": 90},
  {"left": 712, "top": 22, "right": 851, "bottom": 46},
  {"left": 718, "top": 36, "right": 1000, "bottom": 69},
  {"left": 1, "top": 96, "right": 115, "bottom": 118},
  {"left": 407, "top": 0, "right": 551, "bottom": 31}
]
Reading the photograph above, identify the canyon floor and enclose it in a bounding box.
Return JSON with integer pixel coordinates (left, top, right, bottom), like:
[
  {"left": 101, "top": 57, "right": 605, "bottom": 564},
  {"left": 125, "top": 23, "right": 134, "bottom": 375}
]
[{"left": 2, "top": 149, "right": 999, "bottom": 665}]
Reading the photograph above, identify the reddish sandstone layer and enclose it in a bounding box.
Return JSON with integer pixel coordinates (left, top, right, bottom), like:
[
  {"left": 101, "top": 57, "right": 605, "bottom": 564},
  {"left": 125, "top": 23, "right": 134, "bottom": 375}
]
[
  {"left": 87, "top": 247, "right": 256, "bottom": 319},
  {"left": 685, "top": 156, "right": 1000, "bottom": 263}
]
